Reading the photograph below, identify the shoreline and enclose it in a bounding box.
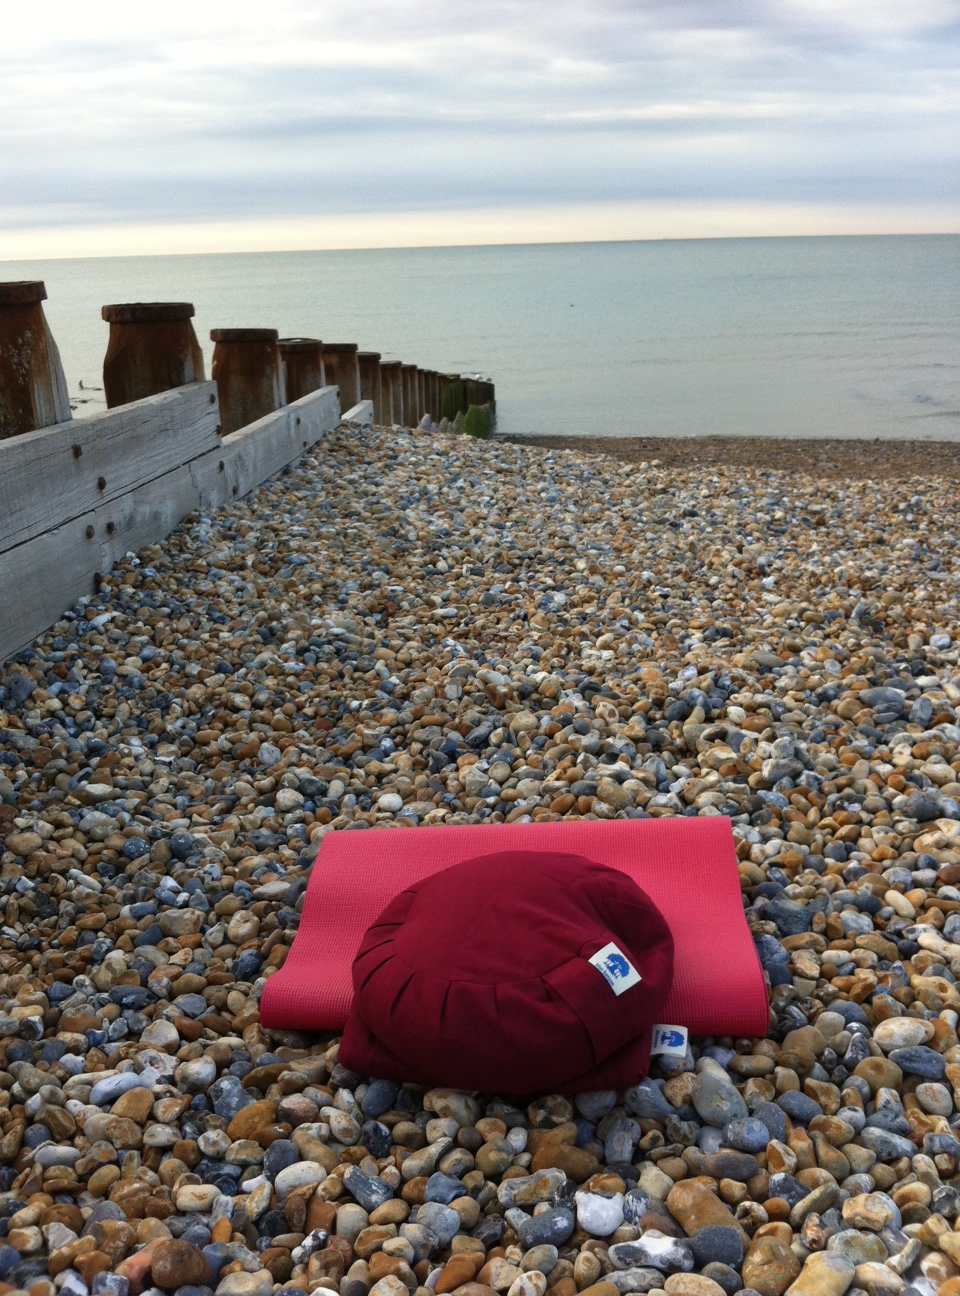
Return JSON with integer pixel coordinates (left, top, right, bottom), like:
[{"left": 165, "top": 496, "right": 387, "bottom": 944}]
[{"left": 502, "top": 432, "right": 960, "bottom": 479}]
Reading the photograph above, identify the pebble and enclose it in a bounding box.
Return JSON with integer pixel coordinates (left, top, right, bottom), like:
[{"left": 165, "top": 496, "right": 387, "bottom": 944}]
[
  {"left": 2, "top": 424, "right": 960, "bottom": 1296},
  {"left": 785, "top": 1252, "right": 856, "bottom": 1296},
  {"left": 610, "top": 1236, "right": 695, "bottom": 1274},
  {"left": 516, "top": 1206, "right": 575, "bottom": 1248},
  {"left": 720, "top": 1116, "right": 770, "bottom": 1152},
  {"left": 689, "top": 1227, "right": 744, "bottom": 1270},
  {"left": 575, "top": 1189, "right": 624, "bottom": 1236},
  {"left": 691, "top": 1072, "right": 748, "bottom": 1128}
]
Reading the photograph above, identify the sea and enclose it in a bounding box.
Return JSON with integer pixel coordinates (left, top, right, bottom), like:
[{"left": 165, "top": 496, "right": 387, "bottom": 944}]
[{"left": 3, "top": 234, "right": 959, "bottom": 440}]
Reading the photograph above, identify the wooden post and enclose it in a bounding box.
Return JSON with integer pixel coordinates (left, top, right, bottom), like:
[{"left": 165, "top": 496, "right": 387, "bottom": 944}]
[
  {"left": 320, "top": 343, "right": 361, "bottom": 415},
  {"left": 0, "top": 281, "right": 71, "bottom": 440},
  {"left": 210, "top": 328, "right": 285, "bottom": 435},
  {"left": 101, "top": 302, "right": 204, "bottom": 409},
  {"left": 443, "top": 373, "right": 466, "bottom": 421},
  {"left": 416, "top": 369, "right": 428, "bottom": 424},
  {"left": 380, "top": 361, "right": 403, "bottom": 426},
  {"left": 279, "top": 338, "right": 325, "bottom": 402},
  {"left": 357, "top": 351, "right": 383, "bottom": 425},
  {"left": 401, "top": 364, "right": 419, "bottom": 425},
  {"left": 422, "top": 373, "right": 435, "bottom": 422},
  {"left": 427, "top": 371, "right": 440, "bottom": 422},
  {"left": 436, "top": 374, "right": 450, "bottom": 422}
]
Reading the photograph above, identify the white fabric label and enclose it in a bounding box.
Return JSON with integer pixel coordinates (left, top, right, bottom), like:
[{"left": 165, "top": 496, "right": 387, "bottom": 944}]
[
  {"left": 651, "top": 1024, "right": 689, "bottom": 1058},
  {"left": 589, "top": 942, "right": 642, "bottom": 995}
]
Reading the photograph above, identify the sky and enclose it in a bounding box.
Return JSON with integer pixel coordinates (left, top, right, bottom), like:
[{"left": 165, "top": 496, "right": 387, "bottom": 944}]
[{"left": 2, "top": 0, "right": 959, "bottom": 257}]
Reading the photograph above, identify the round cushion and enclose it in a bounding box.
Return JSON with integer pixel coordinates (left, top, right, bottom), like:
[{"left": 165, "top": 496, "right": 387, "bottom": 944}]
[{"left": 338, "top": 850, "right": 674, "bottom": 1093}]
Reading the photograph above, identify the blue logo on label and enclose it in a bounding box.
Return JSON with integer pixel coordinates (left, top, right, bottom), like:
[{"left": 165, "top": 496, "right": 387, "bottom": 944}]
[
  {"left": 603, "top": 952, "right": 631, "bottom": 981},
  {"left": 651, "top": 1024, "right": 689, "bottom": 1057},
  {"left": 589, "top": 942, "right": 642, "bottom": 995}
]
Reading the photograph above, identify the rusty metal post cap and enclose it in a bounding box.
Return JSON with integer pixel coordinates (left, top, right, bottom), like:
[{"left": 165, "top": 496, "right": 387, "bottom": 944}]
[
  {"left": 0, "top": 281, "right": 47, "bottom": 306},
  {"left": 321, "top": 342, "right": 359, "bottom": 353},
  {"left": 102, "top": 302, "right": 195, "bottom": 323},
  {"left": 210, "top": 328, "right": 279, "bottom": 343},
  {"left": 278, "top": 337, "right": 323, "bottom": 354}
]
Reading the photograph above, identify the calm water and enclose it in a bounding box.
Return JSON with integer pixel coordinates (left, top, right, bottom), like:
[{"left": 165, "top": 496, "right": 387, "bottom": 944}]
[{"left": 3, "top": 235, "right": 959, "bottom": 439}]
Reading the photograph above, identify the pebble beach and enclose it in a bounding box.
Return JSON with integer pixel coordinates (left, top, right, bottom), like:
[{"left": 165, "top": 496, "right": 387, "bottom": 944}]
[{"left": 3, "top": 422, "right": 960, "bottom": 1296}]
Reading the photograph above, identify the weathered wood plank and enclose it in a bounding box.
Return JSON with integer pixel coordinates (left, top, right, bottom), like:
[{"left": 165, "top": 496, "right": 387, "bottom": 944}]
[
  {"left": 0, "top": 513, "right": 102, "bottom": 663},
  {"left": 0, "top": 464, "right": 204, "bottom": 663},
  {"left": 1, "top": 385, "right": 340, "bottom": 663},
  {"left": 192, "top": 386, "right": 340, "bottom": 509},
  {"left": 95, "top": 464, "right": 202, "bottom": 572},
  {"left": 0, "top": 382, "right": 220, "bottom": 553},
  {"left": 342, "top": 400, "right": 374, "bottom": 426}
]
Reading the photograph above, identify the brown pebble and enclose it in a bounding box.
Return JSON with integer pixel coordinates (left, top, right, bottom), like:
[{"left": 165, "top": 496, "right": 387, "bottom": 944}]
[
  {"left": 530, "top": 1143, "right": 600, "bottom": 1183},
  {"left": 111, "top": 1089, "right": 155, "bottom": 1123},
  {"left": 436, "top": 1255, "right": 484, "bottom": 1293},
  {"left": 370, "top": 1200, "right": 410, "bottom": 1226},
  {"left": 116, "top": 1237, "right": 163, "bottom": 1295},
  {"left": 306, "top": 1198, "right": 338, "bottom": 1233},
  {"left": 666, "top": 1181, "right": 750, "bottom": 1241},
  {"left": 227, "top": 1098, "right": 278, "bottom": 1141},
  {"left": 853, "top": 1057, "right": 904, "bottom": 1093},
  {"left": 74, "top": 1252, "right": 112, "bottom": 1285},
  {"left": 742, "top": 1236, "right": 802, "bottom": 1296},
  {"left": 150, "top": 1239, "right": 211, "bottom": 1290}
]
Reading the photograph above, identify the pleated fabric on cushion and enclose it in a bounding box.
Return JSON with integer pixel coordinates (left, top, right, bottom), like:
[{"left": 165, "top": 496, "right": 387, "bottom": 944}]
[{"left": 338, "top": 850, "right": 674, "bottom": 1094}]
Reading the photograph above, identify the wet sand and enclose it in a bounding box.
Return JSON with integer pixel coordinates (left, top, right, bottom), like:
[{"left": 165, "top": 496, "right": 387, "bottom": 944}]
[{"left": 503, "top": 433, "right": 960, "bottom": 481}]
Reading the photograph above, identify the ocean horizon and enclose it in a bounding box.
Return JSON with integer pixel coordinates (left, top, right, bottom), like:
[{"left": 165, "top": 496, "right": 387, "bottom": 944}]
[{"left": 4, "top": 232, "right": 959, "bottom": 440}]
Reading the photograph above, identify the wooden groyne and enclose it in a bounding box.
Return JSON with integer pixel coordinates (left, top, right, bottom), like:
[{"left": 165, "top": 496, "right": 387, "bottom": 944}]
[{"left": 0, "top": 281, "right": 495, "bottom": 663}]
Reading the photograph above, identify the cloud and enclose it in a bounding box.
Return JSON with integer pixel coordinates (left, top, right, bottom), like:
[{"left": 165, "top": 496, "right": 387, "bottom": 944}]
[{"left": 1, "top": 0, "right": 957, "bottom": 250}]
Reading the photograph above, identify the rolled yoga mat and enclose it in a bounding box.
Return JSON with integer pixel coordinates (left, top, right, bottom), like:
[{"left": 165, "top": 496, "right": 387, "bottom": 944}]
[{"left": 260, "top": 816, "right": 769, "bottom": 1039}]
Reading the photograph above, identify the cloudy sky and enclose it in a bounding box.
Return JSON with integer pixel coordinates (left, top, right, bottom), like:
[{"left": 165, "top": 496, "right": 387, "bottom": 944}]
[{"left": 2, "top": 0, "right": 958, "bottom": 256}]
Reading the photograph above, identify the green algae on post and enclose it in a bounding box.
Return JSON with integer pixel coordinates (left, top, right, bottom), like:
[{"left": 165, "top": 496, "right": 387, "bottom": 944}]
[{"left": 463, "top": 402, "right": 494, "bottom": 439}]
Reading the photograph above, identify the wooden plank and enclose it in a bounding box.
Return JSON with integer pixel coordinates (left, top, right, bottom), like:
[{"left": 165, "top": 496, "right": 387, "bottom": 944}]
[
  {"left": 192, "top": 386, "right": 340, "bottom": 510},
  {"left": 0, "top": 382, "right": 220, "bottom": 553},
  {"left": 0, "top": 513, "right": 102, "bottom": 663},
  {"left": 342, "top": 400, "right": 373, "bottom": 426},
  {"left": 0, "top": 466, "right": 204, "bottom": 662},
  {"left": 95, "top": 464, "right": 202, "bottom": 572},
  {"left": 1, "top": 385, "right": 340, "bottom": 663}
]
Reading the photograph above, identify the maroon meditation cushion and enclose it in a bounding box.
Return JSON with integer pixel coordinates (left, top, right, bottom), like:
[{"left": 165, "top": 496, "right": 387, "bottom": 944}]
[{"left": 338, "top": 850, "right": 674, "bottom": 1094}]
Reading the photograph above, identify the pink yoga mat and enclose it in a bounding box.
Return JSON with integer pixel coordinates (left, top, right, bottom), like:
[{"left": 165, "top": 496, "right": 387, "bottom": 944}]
[{"left": 261, "top": 817, "right": 769, "bottom": 1039}]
